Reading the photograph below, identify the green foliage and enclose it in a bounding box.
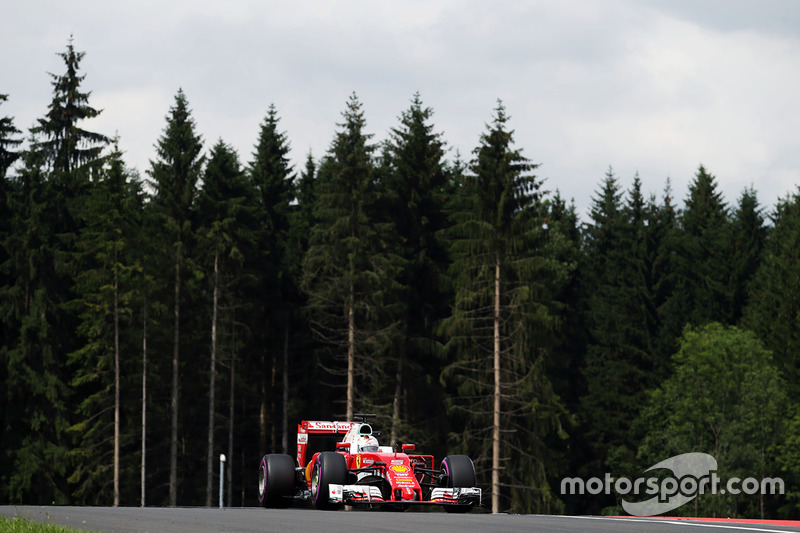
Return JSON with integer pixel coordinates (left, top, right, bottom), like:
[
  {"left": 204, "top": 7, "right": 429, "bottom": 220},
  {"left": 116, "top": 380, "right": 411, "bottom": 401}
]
[
  {"left": 729, "top": 187, "right": 766, "bottom": 323},
  {"left": 441, "top": 101, "right": 571, "bottom": 513},
  {"left": 0, "top": 94, "right": 22, "bottom": 178},
  {"left": 201, "top": 139, "right": 256, "bottom": 268},
  {"left": 31, "top": 38, "right": 108, "bottom": 187},
  {"left": 1, "top": 136, "right": 73, "bottom": 505},
  {"left": 148, "top": 89, "right": 204, "bottom": 239},
  {"left": 377, "top": 93, "right": 451, "bottom": 446},
  {"left": 636, "top": 323, "right": 787, "bottom": 518},
  {"left": 293, "top": 152, "right": 317, "bottom": 251},
  {"left": 66, "top": 142, "right": 144, "bottom": 503},
  {"left": 0, "top": 95, "right": 21, "bottom": 463},
  {"left": 3, "top": 39, "right": 800, "bottom": 515},
  {"left": 248, "top": 103, "right": 296, "bottom": 301},
  {"left": 1, "top": 40, "right": 109, "bottom": 504},
  {"left": 580, "top": 170, "right": 637, "bottom": 480},
  {"left": 579, "top": 171, "right": 679, "bottom": 497},
  {"left": 146, "top": 88, "right": 204, "bottom": 506},
  {"left": 302, "top": 93, "right": 403, "bottom": 417},
  {"left": 742, "top": 190, "right": 800, "bottom": 393},
  {"left": 246, "top": 104, "right": 299, "bottom": 452},
  {"left": 676, "top": 165, "right": 732, "bottom": 326},
  {"left": 777, "top": 410, "right": 800, "bottom": 515}
]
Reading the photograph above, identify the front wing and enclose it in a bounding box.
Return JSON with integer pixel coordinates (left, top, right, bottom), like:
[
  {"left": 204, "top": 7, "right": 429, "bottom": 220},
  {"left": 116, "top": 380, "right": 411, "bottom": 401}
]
[{"left": 328, "top": 484, "right": 482, "bottom": 508}]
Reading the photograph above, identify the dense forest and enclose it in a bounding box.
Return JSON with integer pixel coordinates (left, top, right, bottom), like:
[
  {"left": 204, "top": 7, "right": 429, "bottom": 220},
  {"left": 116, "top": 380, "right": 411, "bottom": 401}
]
[{"left": 2, "top": 42, "right": 800, "bottom": 517}]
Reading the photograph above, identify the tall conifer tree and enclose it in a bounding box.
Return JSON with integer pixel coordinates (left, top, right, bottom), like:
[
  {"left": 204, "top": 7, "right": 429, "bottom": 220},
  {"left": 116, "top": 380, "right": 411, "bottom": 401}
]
[
  {"left": 198, "top": 140, "right": 256, "bottom": 506},
  {"left": 302, "top": 93, "right": 400, "bottom": 420},
  {"left": 677, "top": 165, "right": 732, "bottom": 326},
  {"left": 729, "top": 187, "right": 766, "bottom": 323},
  {"left": 381, "top": 93, "right": 450, "bottom": 446},
  {"left": 0, "top": 93, "right": 22, "bottom": 446},
  {"left": 743, "top": 191, "right": 800, "bottom": 395},
  {"left": 441, "top": 101, "right": 568, "bottom": 513},
  {"left": 68, "top": 142, "right": 143, "bottom": 506},
  {"left": 1, "top": 40, "right": 107, "bottom": 503},
  {"left": 577, "top": 169, "right": 629, "bottom": 500},
  {"left": 0, "top": 94, "right": 22, "bottom": 179},
  {"left": 247, "top": 105, "right": 296, "bottom": 453},
  {"left": 0, "top": 94, "right": 21, "bottom": 471},
  {"left": 148, "top": 89, "right": 204, "bottom": 506},
  {"left": 0, "top": 142, "right": 73, "bottom": 503},
  {"left": 580, "top": 172, "right": 670, "bottom": 503}
]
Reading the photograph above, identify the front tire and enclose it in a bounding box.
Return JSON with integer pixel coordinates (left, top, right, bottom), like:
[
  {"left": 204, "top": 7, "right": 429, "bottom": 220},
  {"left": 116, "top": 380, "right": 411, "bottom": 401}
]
[
  {"left": 440, "top": 455, "right": 477, "bottom": 513},
  {"left": 258, "top": 454, "right": 295, "bottom": 508},
  {"left": 311, "top": 451, "right": 347, "bottom": 510}
]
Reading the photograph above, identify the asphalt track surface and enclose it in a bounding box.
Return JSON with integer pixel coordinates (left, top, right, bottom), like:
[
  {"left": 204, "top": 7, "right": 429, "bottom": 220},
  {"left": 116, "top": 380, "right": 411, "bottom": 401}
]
[{"left": 3, "top": 507, "right": 800, "bottom": 533}]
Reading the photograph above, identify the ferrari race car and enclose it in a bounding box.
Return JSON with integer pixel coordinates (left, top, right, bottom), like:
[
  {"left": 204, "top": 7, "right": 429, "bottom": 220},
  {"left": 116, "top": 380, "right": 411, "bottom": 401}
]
[{"left": 257, "top": 414, "right": 482, "bottom": 512}]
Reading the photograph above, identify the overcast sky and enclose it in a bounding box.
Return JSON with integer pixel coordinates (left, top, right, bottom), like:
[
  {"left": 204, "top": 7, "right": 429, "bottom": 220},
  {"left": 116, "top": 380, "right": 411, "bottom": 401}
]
[{"left": 3, "top": 0, "right": 800, "bottom": 220}]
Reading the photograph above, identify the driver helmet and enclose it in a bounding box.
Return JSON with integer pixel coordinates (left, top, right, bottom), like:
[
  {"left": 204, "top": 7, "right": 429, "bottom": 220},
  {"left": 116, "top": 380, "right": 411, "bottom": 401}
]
[{"left": 357, "top": 435, "right": 379, "bottom": 453}]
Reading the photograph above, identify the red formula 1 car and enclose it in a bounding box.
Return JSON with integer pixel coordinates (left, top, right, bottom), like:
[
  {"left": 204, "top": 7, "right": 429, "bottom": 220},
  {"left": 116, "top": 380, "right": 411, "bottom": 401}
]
[{"left": 257, "top": 414, "right": 482, "bottom": 512}]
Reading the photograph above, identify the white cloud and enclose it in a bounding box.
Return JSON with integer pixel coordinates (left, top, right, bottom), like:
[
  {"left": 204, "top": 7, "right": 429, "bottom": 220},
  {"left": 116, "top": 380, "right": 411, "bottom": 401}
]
[{"left": 2, "top": 0, "right": 799, "bottom": 218}]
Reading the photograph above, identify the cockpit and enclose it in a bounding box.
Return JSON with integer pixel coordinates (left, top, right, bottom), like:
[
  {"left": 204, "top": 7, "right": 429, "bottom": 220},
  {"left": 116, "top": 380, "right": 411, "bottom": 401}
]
[{"left": 356, "top": 423, "right": 380, "bottom": 452}]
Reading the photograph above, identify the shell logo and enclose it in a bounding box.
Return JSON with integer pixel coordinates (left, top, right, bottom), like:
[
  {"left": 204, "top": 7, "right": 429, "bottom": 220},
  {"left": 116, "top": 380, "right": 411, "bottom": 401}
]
[{"left": 389, "top": 464, "right": 410, "bottom": 474}]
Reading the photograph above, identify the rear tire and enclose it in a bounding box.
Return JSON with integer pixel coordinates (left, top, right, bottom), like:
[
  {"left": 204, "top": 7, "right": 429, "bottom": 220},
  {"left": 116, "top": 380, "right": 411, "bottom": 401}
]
[
  {"left": 258, "top": 454, "right": 295, "bottom": 508},
  {"left": 440, "top": 455, "right": 477, "bottom": 514},
  {"left": 311, "top": 451, "right": 347, "bottom": 510}
]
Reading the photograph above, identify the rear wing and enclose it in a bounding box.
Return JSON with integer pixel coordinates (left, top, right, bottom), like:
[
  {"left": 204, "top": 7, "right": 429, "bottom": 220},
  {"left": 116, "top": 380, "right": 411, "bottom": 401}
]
[{"left": 296, "top": 420, "right": 357, "bottom": 467}]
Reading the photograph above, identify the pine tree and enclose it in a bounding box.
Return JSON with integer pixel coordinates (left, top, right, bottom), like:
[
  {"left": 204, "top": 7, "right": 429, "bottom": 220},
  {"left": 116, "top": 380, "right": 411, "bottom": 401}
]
[
  {"left": 0, "top": 142, "right": 73, "bottom": 503},
  {"left": 381, "top": 93, "right": 450, "bottom": 446},
  {"left": 31, "top": 37, "right": 108, "bottom": 201},
  {"left": 676, "top": 165, "right": 732, "bottom": 326},
  {"left": 579, "top": 169, "right": 632, "bottom": 484},
  {"left": 540, "top": 192, "right": 584, "bottom": 514},
  {"left": 729, "top": 187, "right": 766, "bottom": 323},
  {"left": 743, "top": 190, "right": 800, "bottom": 395},
  {"left": 246, "top": 104, "right": 296, "bottom": 455},
  {"left": 147, "top": 88, "right": 204, "bottom": 507},
  {"left": 301, "top": 93, "right": 401, "bottom": 420},
  {"left": 1, "top": 40, "right": 108, "bottom": 503},
  {"left": 578, "top": 172, "right": 683, "bottom": 514},
  {"left": 67, "top": 142, "right": 144, "bottom": 506},
  {"left": 441, "top": 101, "right": 569, "bottom": 513},
  {"left": 198, "top": 139, "right": 257, "bottom": 506},
  {"left": 0, "top": 94, "right": 22, "bottom": 179},
  {"left": 0, "top": 94, "right": 22, "bottom": 457},
  {"left": 293, "top": 152, "right": 317, "bottom": 255},
  {"left": 647, "top": 179, "right": 682, "bottom": 371}
]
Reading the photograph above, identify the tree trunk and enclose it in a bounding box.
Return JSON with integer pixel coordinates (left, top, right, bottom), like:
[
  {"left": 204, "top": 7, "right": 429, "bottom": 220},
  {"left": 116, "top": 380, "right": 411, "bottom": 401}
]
[
  {"left": 492, "top": 254, "right": 501, "bottom": 514},
  {"left": 141, "top": 294, "right": 147, "bottom": 507},
  {"left": 227, "top": 316, "right": 235, "bottom": 507},
  {"left": 281, "top": 322, "right": 289, "bottom": 454},
  {"left": 113, "top": 255, "right": 120, "bottom": 508},
  {"left": 347, "top": 280, "right": 355, "bottom": 421},
  {"left": 270, "top": 354, "right": 277, "bottom": 452},
  {"left": 206, "top": 251, "right": 219, "bottom": 507},
  {"left": 259, "top": 349, "right": 267, "bottom": 453},
  {"left": 170, "top": 246, "right": 181, "bottom": 507},
  {"left": 392, "top": 344, "right": 404, "bottom": 447}
]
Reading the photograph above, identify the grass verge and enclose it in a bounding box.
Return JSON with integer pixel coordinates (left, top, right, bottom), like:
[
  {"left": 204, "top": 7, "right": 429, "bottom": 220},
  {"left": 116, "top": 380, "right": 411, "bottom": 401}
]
[{"left": 0, "top": 516, "right": 97, "bottom": 533}]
